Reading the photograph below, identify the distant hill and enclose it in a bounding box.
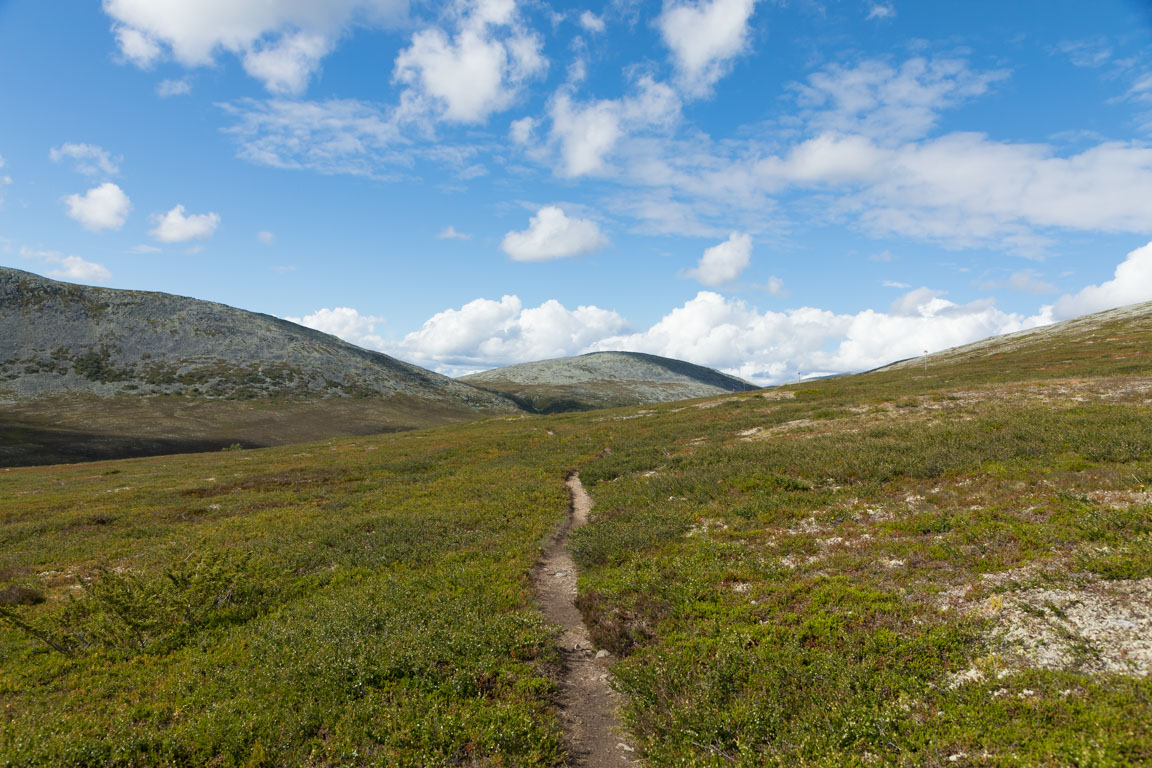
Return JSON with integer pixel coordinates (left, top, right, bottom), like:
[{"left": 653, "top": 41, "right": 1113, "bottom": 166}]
[
  {"left": 872, "top": 299, "right": 1152, "bottom": 380},
  {"left": 459, "top": 351, "right": 759, "bottom": 412},
  {"left": 0, "top": 267, "right": 520, "bottom": 465}
]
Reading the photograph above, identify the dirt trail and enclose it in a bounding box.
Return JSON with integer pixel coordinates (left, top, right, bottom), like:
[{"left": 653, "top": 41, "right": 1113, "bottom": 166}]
[{"left": 534, "top": 473, "right": 638, "bottom": 767}]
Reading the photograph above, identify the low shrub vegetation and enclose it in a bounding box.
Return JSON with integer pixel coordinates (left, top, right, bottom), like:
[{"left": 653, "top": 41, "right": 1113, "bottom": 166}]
[{"left": 2, "top": 317, "right": 1151, "bottom": 765}]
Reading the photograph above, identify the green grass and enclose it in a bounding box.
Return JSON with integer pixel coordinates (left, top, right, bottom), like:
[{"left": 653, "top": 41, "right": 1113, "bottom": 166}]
[{"left": 2, "top": 311, "right": 1152, "bottom": 766}]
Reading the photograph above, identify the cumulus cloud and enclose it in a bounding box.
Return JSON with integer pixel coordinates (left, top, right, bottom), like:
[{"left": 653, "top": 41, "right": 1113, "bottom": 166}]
[
  {"left": 20, "top": 247, "right": 111, "bottom": 284},
  {"left": 658, "top": 0, "right": 759, "bottom": 96},
  {"left": 63, "top": 183, "right": 131, "bottom": 231},
  {"left": 149, "top": 204, "right": 220, "bottom": 242},
  {"left": 579, "top": 11, "right": 605, "bottom": 32},
  {"left": 50, "top": 143, "right": 120, "bottom": 176},
  {"left": 547, "top": 76, "right": 681, "bottom": 176},
  {"left": 501, "top": 205, "right": 609, "bottom": 261},
  {"left": 393, "top": 0, "right": 546, "bottom": 124},
  {"left": 286, "top": 306, "right": 386, "bottom": 349},
  {"left": 1048, "top": 240, "right": 1152, "bottom": 320},
  {"left": 377, "top": 284, "right": 1047, "bottom": 384},
  {"left": 866, "top": 2, "right": 895, "bottom": 19},
  {"left": 258, "top": 230, "right": 275, "bottom": 244},
  {"left": 684, "top": 232, "right": 752, "bottom": 286},
  {"left": 291, "top": 242, "right": 1152, "bottom": 384},
  {"left": 393, "top": 295, "right": 629, "bottom": 373},
  {"left": 548, "top": 94, "right": 622, "bottom": 176},
  {"left": 103, "top": 0, "right": 406, "bottom": 94}
]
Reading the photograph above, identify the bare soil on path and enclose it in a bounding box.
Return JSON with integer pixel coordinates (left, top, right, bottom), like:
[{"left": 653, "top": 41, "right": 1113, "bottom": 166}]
[{"left": 533, "top": 473, "right": 638, "bottom": 767}]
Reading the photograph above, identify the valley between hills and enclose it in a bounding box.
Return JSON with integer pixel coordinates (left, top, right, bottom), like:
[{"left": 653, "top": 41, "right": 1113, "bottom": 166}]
[{"left": 1, "top": 274, "right": 1151, "bottom": 766}]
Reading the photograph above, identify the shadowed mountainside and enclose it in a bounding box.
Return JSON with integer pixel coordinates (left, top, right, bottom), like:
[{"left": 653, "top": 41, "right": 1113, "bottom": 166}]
[
  {"left": 0, "top": 267, "right": 520, "bottom": 465},
  {"left": 459, "top": 350, "right": 759, "bottom": 412}
]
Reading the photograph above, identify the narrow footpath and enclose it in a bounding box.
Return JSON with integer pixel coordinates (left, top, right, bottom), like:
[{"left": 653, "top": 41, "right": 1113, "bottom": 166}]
[{"left": 533, "top": 473, "right": 638, "bottom": 767}]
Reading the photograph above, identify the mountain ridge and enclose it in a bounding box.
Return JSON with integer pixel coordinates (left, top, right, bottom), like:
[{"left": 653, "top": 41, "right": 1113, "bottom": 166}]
[{"left": 460, "top": 350, "right": 759, "bottom": 412}]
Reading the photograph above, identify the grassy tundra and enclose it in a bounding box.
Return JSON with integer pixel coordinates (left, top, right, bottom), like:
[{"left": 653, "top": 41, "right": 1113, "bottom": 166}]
[{"left": 2, "top": 304, "right": 1151, "bottom": 766}]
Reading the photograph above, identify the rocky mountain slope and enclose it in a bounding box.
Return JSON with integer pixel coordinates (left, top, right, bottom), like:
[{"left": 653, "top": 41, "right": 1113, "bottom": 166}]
[
  {"left": 0, "top": 267, "right": 520, "bottom": 464},
  {"left": 459, "top": 351, "right": 759, "bottom": 412}
]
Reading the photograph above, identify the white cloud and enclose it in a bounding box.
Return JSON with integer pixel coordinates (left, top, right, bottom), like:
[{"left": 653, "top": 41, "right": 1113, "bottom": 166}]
[
  {"left": 291, "top": 243, "right": 1149, "bottom": 384},
  {"left": 866, "top": 2, "right": 895, "bottom": 19},
  {"left": 883, "top": 280, "right": 911, "bottom": 288},
  {"left": 754, "top": 276, "right": 787, "bottom": 297},
  {"left": 854, "top": 135, "right": 1152, "bottom": 245},
  {"left": 393, "top": 2, "right": 546, "bottom": 124},
  {"left": 286, "top": 306, "right": 387, "bottom": 349},
  {"left": 437, "top": 225, "right": 471, "bottom": 240},
  {"left": 579, "top": 10, "right": 605, "bottom": 32},
  {"left": 510, "top": 116, "right": 537, "bottom": 144},
  {"left": 149, "top": 204, "right": 220, "bottom": 242},
  {"left": 20, "top": 247, "right": 112, "bottom": 284},
  {"left": 546, "top": 76, "right": 681, "bottom": 177},
  {"left": 63, "top": 183, "right": 132, "bottom": 231},
  {"left": 103, "top": 0, "right": 406, "bottom": 94},
  {"left": 501, "top": 205, "right": 609, "bottom": 261},
  {"left": 221, "top": 98, "right": 405, "bottom": 177},
  {"left": 156, "top": 78, "right": 191, "bottom": 97},
  {"left": 757, "top": 132, "right": 885, "bottom": 186},
  {"left": 1056, "top": 39, "right": 1112, "bottom": 69},
  {"left": 50, "top": 143, "right": 120, "bottom": 176},
  {"left": 116, "top": 25, "right": 162, "bottom": 66},
  {"left": 1048, "top": 240, "right": 1152, "bottom": 320},
  {"left": 46, "top": 256, "right": 113, "bottom": 283},
  {"left": 548, "top": 94, "right": 622, "bottom": 176},
  {"left": 590, "top": 288, "right": 1047, "bottom": 383},
  {"left": 380, "top": 287, "right": 1040, "bottom": 384},
  {"left": 684, "top": 232, "right": 752, "bottom": 286},
  {"left": 242, "top": 32, "right": 332, "bottom": 95},
  {"left": 126, "top": 244, "right": 162, "bottom": 254},
  {"left": 795, "top": 57, "right": 1008, "bottom": 142},
  {"left": 0, "top": 155, "right": 9, "bottom": 203},
  {"left": 258, "top": 230, "right": 275, "bottom": 244},
  {"left": 392, "top": 294, "right": 629, "bottom": 373},
  {"left": 658, "top": 0, "right": 758, "bottom": 95}
]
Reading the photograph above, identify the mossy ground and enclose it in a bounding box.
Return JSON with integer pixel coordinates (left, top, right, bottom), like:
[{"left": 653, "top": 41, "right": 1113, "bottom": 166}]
[{"left": 2, "top": 318, "right": 1151, "bottom": 766}]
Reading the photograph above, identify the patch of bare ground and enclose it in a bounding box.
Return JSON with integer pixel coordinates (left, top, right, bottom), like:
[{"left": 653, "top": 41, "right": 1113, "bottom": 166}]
[
  {"left": 533, "top": 473, "right": 637, "bottom": 767},
  {"left": 940, "top": 568, "right": 1152, "bottom": 678},
  {"left": 990, "top": 577, "right": 1152, "bottom": 675}
]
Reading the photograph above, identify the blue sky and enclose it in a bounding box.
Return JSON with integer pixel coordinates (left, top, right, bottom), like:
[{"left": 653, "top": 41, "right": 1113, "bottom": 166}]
[{"left": 2, "top": 0, "right": 1152, "bottom": 382}]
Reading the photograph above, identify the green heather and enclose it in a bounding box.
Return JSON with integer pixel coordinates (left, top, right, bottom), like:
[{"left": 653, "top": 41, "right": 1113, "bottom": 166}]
[{"left": 2, "top": 302, "right": 1151, "bottom": 766}]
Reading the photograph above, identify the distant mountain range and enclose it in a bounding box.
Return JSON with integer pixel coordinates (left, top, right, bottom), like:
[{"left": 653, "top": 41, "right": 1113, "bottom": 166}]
[{"left": 460, "top": 351, "right": 759, "bottom": 412}]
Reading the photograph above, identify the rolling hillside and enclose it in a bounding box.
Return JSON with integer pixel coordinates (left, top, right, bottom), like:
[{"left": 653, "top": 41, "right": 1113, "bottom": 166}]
[
  {"left": 1, "top": 299, "right": 1150, "bottom": 766},
  {"left": 0, "top": 267, "right": 520, "bottom": 465},
  {"left": 460, "top": 350, "right": 759, "bottom": 412}
]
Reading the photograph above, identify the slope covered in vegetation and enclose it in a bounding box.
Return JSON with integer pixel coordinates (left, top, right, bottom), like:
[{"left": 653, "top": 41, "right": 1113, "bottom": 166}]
[
  {"left": 0, "top": 267, "right": 519, "bottom": 465},
  {"left": 461, "top": 351, "right": 758, "bottom": 413},
  {"left": 2, "top": 302, "right": 1150, "bottom": 766}
]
